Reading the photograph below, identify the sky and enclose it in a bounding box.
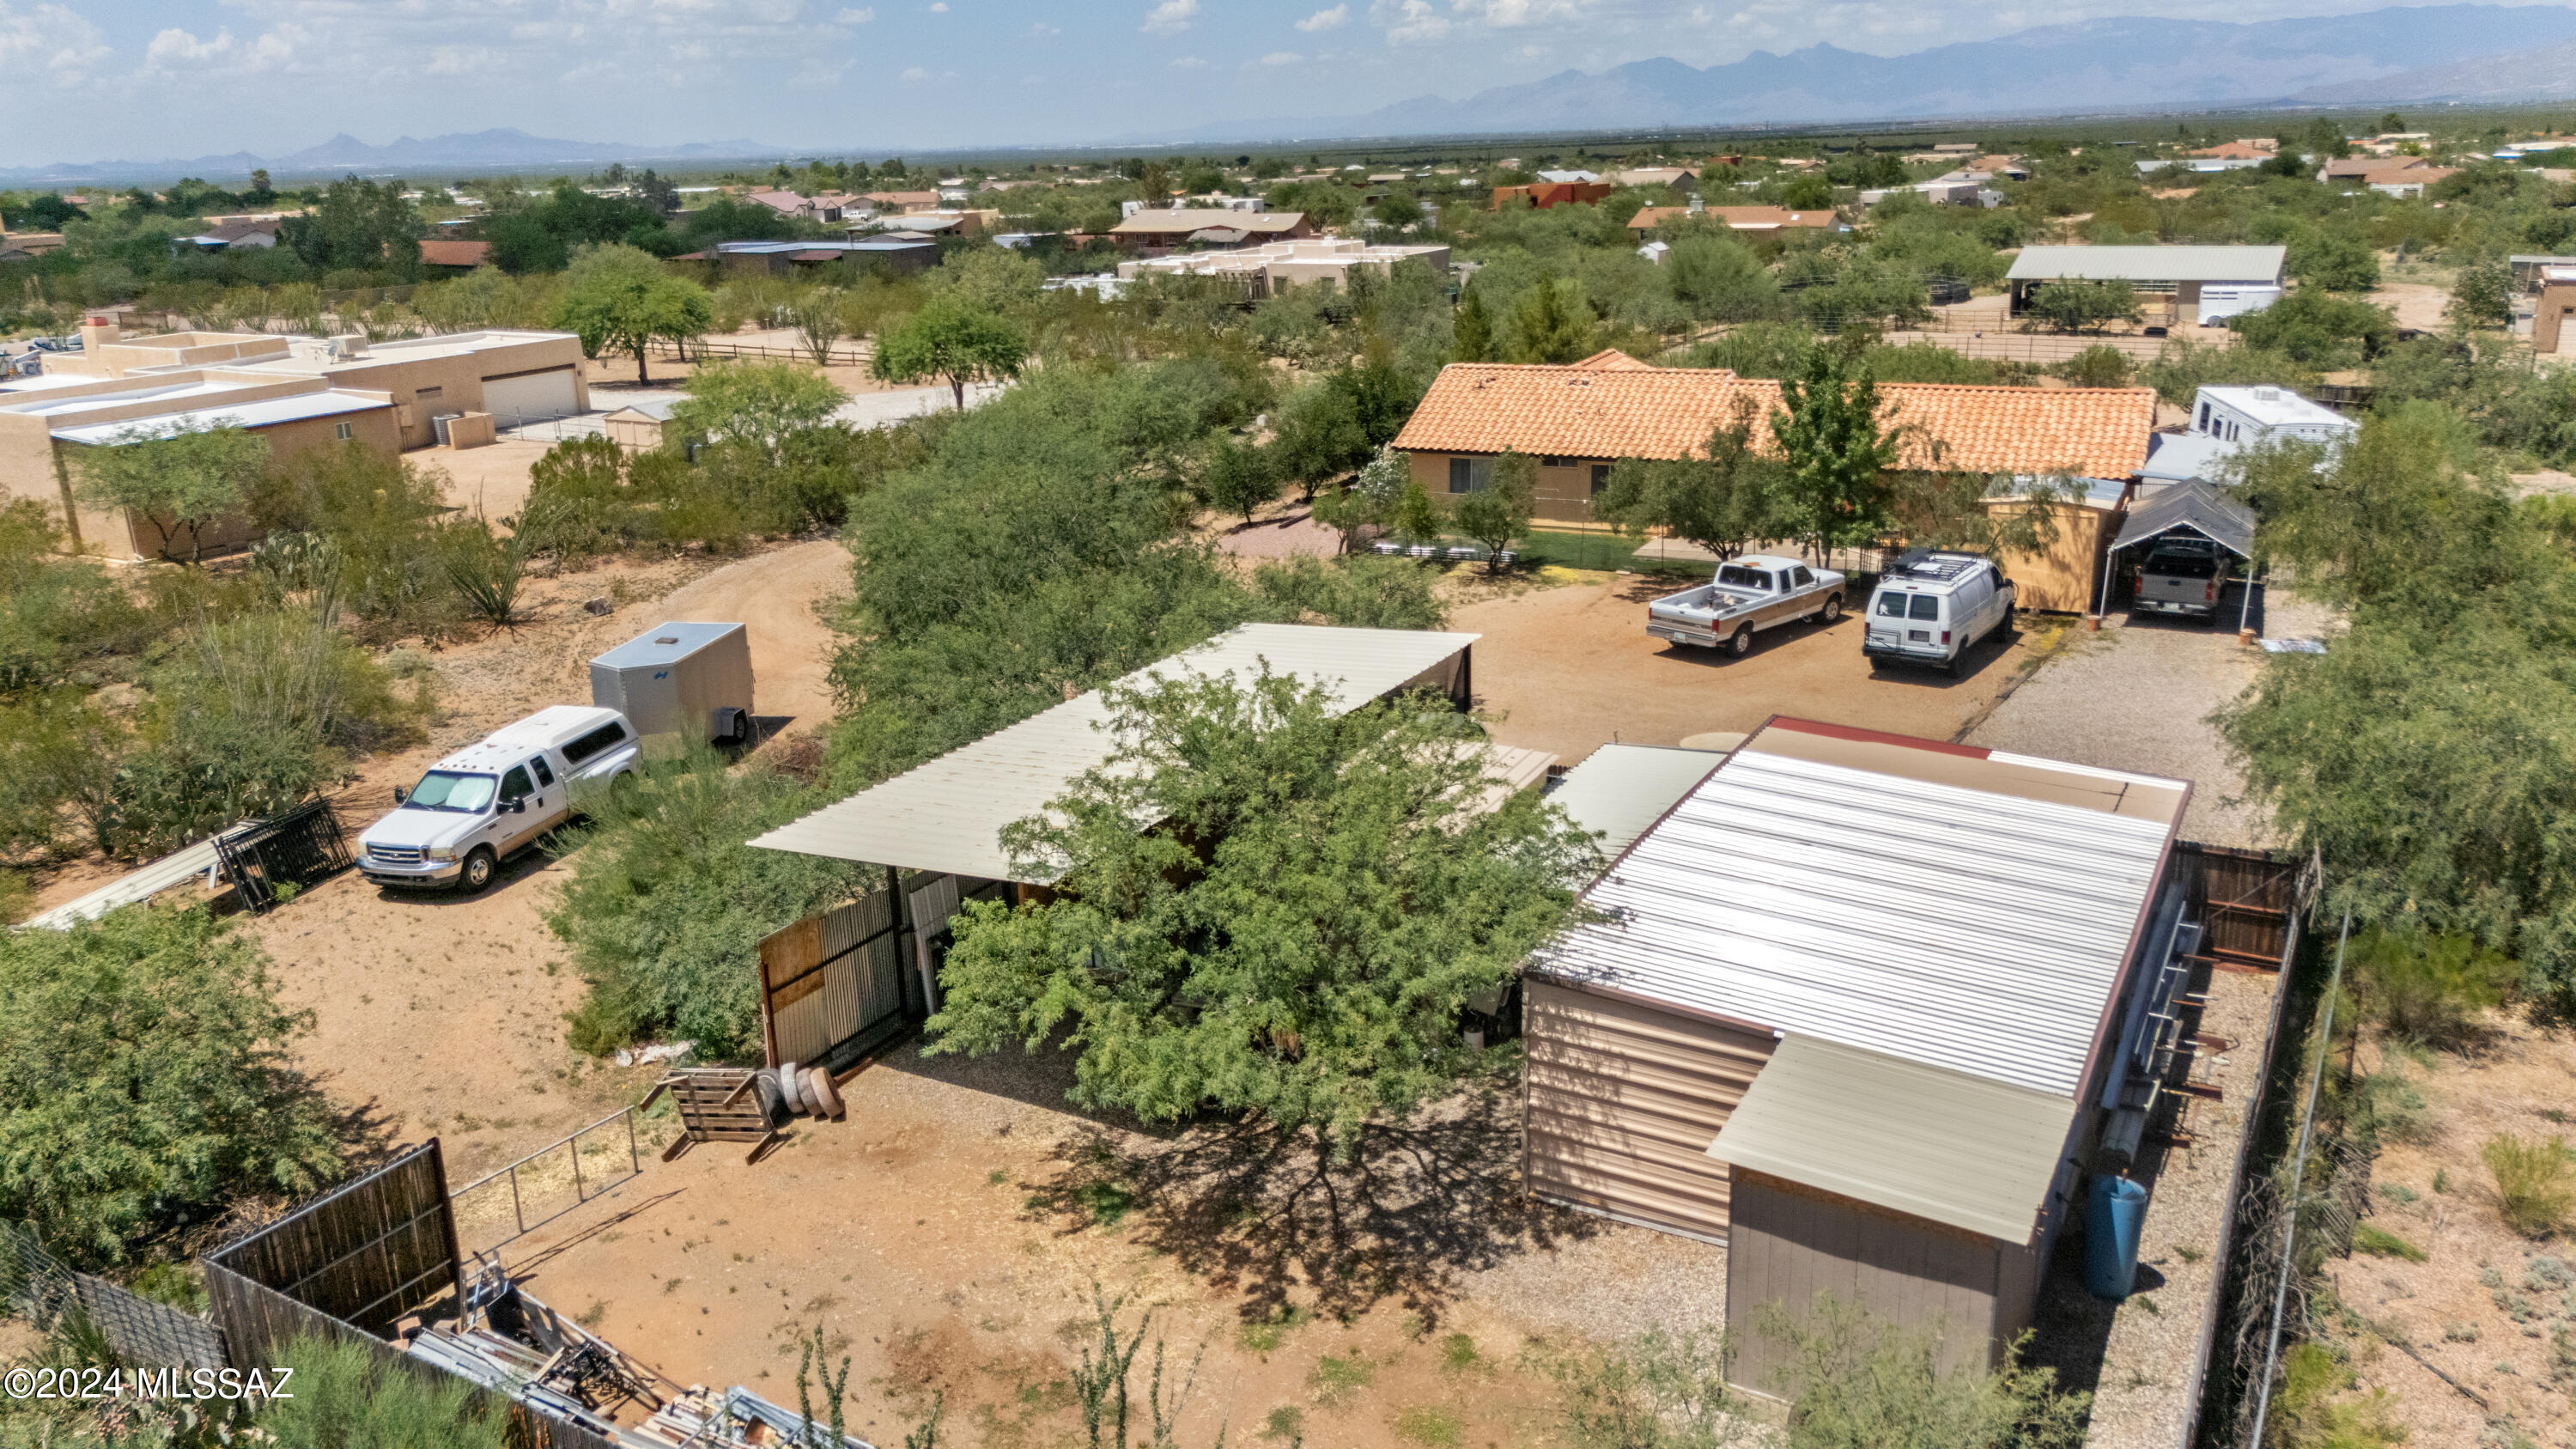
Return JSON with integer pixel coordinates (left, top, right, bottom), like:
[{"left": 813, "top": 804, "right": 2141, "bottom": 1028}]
[{"left": 4, "top": 0, "right": 2566, "bottom": 165}]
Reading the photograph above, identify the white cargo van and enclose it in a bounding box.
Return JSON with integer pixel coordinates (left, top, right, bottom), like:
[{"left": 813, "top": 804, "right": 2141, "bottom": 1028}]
[
  {"left": 1862, "top": 551, "right": 2016, "bottom": 677},
  {"left": 359, "top": 706, "right": 641, "bottom": 893}
]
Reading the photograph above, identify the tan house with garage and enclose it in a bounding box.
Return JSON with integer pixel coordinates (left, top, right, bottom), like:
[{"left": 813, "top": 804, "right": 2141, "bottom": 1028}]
[
  {"left": 1, "top": 315, "right": 583, "bottom": 557},
  {"left": 1532, "top": 718, "right": 2193, "bottom": 1387}
]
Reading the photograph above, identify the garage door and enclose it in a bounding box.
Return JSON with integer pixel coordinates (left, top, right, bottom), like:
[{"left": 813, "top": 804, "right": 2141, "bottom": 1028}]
[{"left": 481, "top": 367, "right": 579, "bottom": 424}]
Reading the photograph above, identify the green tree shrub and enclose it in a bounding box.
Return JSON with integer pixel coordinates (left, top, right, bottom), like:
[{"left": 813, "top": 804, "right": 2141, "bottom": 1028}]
[
  {"left": 550, "top": 749, "right": 878, "bottom": 1057},
  {"left": 258, "top": 1331, "right": 508, "bottom": 1449},
  {"left": 0, "top": 907, "right": 342, "bottom": 1265},
  {"left": 871, "top": 294, "right": 1030, "bottom": 410},
  {"left": 1761, "top": 1296, "right": 2087, "bottom": 1449},
  {"left": 554, "top": 243, "right": 714, "bottom": 385},
  {"left": 1449, "top": 451, "right": 1536, "bottom": 569},
  {"left": 1595, "top": 403, "right": 1782, "bottom": 561},
  {"left": 70, "top": 424, "right": 271, "bottom": 562},
  {"left": 926, "top": 668, "right": 1601, "bottom": 1143}
]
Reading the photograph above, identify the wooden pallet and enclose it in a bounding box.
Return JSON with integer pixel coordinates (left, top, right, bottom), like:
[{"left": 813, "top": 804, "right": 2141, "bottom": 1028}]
[{"left": 641, "top": 1068, "right": 783, "bottom": 1166}]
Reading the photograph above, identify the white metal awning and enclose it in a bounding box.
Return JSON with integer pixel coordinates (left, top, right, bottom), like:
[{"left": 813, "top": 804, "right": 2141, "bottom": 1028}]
[{"left": 751, "top": 624, "right": 1479, "bottom": 880}]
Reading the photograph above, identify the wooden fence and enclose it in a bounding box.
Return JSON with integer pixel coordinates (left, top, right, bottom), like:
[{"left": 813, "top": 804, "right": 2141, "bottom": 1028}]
[
  {"left": 205, "top": 1140, "right": 462, "bottom": 1339},
  {"left": 204, "top": 1259, "right": 618, "bottom": 1449},
  {"left": 0, "top": 1221, "right": 228, "bottom": 1371},
  {"left": 2179, "top": 841, "right": 2318, "bottom": 968}
]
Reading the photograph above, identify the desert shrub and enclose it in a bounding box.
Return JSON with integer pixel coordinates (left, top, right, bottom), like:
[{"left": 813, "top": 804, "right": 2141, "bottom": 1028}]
[
  {"left": 0, "top": 501, "right": 152, "bottom": 697},
  {"left": 2350, "top": 1223, "right": 2427, "bottom": 1261},
  {"left": 1250, "top": 554, "right": 1444, "bottom": 630},
  {"left": 1861, "top": 342, "right": 2009, "bottom": 385},
  {"left": 1541, "top": 1326, "right": 1743, "bottom": 1449},
  {"left": 0, "top": 906, "right": 342, "bottom": 1266},
  {"left": 246, "top": 441, "right": 453, "bottom": 633},
  {"left": 2482, "top": 1135, "right": 2575, "bottom": 1237},
  {"left": 1761, "top": 1296, "right": 2087, "bottom": 1449},
  {"left": 2347, "top": 927, "right": 2519, "bottom": 1043},
  {"left": 2055, "top": 344, "right": 2136, "bottom": 388},
  {"left": 101, "top": 606, "right": 423, "bottom": 857},
  {"left": 258, "top": 1332, "right": 508, "bottom": 1449},
  {"left": 2140, "top": 337, "right": 2318, "bottom": 406},
  {"left": 2266, "top": 1342, "right": 2404, "bottom": 1449},
  {"left": 549, "top": 749, "right": 876, "bottom": 1058},
  {"left": 433, "top": 516, "right": 532, "bottom": 629}
]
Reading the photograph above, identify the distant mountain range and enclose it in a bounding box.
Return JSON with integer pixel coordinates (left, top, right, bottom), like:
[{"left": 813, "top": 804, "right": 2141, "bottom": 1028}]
[
  {"left": 2298, "top": 31, "right": 2576, "bottom": 103},
  {"left": 12, "top": 5, "right": 2576, "bottom": 184},
  {"left": 0, "top": 128, "right": 780, "bottom": 187},
  {"left": 1147, "top": 4, "right": 2576, "bottom": 143}
]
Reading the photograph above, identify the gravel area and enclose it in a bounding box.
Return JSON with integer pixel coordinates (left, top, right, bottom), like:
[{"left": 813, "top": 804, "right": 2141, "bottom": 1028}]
[
  {"left": 1211, "top": 506, "right": 1344, "bottom": 560},
  {"left": 2026, "top": 965, "right": 2283, "bottom": 1449},
  {"left": 1965, "top": 584, "right": 2339, "bottom": 849}
]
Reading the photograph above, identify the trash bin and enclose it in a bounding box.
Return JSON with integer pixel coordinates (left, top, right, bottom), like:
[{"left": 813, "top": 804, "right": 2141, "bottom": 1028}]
[{"left": 2086, "top": 1173, "right": 2149, "bottom": 1300}]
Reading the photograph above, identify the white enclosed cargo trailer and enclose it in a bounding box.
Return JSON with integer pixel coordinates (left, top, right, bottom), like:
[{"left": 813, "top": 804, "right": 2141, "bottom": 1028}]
[{"left": 589, "top": 621, "right": 756, "bottom": 752}]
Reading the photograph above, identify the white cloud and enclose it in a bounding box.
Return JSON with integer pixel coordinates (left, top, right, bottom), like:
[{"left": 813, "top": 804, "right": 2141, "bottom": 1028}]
[
  {"left": 1028, "top": 21, "right": 1061, "bottom": 35},
  {"left": 426, "top": 44, "right": 503, "bottom": 76},
  {"left": 899, "top": 64, "right": 929, "bottom": 80},
  {"left": 143, "top": 25, "right": 301, "bottom": 74},
  {"left": 1141, "top": 0, "right": 1200, "bottom": 36},
  {"left": 1453, "top": 0, "right": 1591, "bottom": 26},
  {"left": 1258, "top": 50, "right": 1302, "bottom": 64},
  {"left": 928, "top": 2, "right": 949, "bottom": 11},
  {"left": 1376, "top": 0, "right": 1449, "bottom": 45},
  {"left": 1169, "top": 54, "right": 1207, "bottom": 67},
  {"left": 1297, "top": 4, "right": 1350, "bottom": 32},
  {"left": 835, "top": 8, "right": 876, "bottom": 22},
  {"left": 0, "top": 0, "right": 106, "bottom": 88}
]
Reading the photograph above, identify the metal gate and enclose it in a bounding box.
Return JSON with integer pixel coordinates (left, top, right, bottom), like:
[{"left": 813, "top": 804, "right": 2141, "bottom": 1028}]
[{"left": 215, "top": 798, "right": 353, "bottom": 913}]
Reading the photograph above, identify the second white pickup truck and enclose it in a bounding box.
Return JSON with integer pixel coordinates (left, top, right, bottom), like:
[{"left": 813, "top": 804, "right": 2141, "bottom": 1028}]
[{"left": 1646, "top": 553, "right": 1847, "bottom": 658}]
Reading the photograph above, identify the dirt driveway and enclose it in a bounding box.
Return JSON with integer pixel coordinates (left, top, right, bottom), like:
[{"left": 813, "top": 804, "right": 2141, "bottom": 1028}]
[
  {"left": 242, "top": 539, "right": 850, "bottom": 1182},
  {"left": 1451, "top": 571, "right": 2050, "bottom": 764}
]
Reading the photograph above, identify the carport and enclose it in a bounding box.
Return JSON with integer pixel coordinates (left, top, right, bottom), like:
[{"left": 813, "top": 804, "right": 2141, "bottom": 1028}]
[{"left": 2097, "top": 478, "right": 2257, "bottom": 628}]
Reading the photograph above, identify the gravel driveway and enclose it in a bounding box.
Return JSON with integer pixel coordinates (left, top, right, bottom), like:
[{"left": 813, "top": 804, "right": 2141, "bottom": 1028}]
[{"left": 1965, "top": 581, "right": 2338, "bottom": 847}]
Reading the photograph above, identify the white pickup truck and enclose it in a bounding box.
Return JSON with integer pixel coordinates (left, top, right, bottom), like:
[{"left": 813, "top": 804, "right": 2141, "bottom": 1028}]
[
  {"left": 1646, "top": 554, "right": 1847, "bottom": 658},
  {"left": 359, "top": 706, "right": 641, "bottom": 894}
]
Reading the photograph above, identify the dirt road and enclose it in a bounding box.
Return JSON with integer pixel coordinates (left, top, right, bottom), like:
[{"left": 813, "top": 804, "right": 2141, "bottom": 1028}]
[
  {"left": 243, "top": 538, "right": 853, "bottom": 1180},
  {"left": 653, "top": 538, "right": 848, "bottom": 736}
]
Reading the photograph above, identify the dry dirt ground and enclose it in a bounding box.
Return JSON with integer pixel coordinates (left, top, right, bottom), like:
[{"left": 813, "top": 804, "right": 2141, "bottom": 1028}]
[
  {"left": 2324, "top": 1020, "right": 2576, "bottom": 1449},
  {"left": 464, "top": 575, "right": 2087, "bottom": 1446},
  {"left": 2371, "top": 280, "right": 2456, "bottom": 334},
  {"left": 21, "top": 537, "right": 854, "bottom": 1187},
  {"left": 1446, "top": 568, "right": 2056, "bottom": 764}
]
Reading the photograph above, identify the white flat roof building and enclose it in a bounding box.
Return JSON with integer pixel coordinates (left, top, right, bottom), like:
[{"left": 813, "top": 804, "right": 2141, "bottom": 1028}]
[
  {"left": 2007, "top": 245, "right": 2287, "bottom": 285},
  {"left": 752, "top": 624, "right": 1483, "bottom": 881},
  {"left": 1116, "top": 239, "right": 1451, "bottom": 299}
]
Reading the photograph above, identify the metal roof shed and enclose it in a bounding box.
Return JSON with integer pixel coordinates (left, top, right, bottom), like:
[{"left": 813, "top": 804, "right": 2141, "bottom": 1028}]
[
  {"left": 1521, "top": 716, "right": 2189, "bottom": 1345},
  {"left": 1709, "top": 1034, "right": 2078, "bottom": 1389},
  {"left": 2111, "top": 477, "right": 2257, "bottom": 561},
  {"left": 1544, "top": 744, "right": 1728, "bottom": 866},
  {"left": 750, "top": 624, "right": 1480, "bottom": 881}
]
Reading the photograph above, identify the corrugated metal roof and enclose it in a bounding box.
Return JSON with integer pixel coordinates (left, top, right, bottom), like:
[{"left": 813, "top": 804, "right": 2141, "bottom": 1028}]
[
  {"left": 2140, "top": 431, "right": 2238, "bottom": 484},
  {"left": 51, "top": 389, "right": 389, "bottom": 444},
  {"left": 2113, "top": 478, "right": 2257, "bottom": 558},
  {"left": 2007, "top": 245, "right": 2287, "bottom": 283},
  {"left": 1534, "top": 721, "right": 2184, "bottom": 1097},
  {"left": 750, "top": 624, "right": 1479, "bottom": 880},
  {"left": 1546, "top": 745, "right": 1726, "bottom": 864},
  {"left": 1706, "top": 1033, "right": 2077, "bottom": 1243}
]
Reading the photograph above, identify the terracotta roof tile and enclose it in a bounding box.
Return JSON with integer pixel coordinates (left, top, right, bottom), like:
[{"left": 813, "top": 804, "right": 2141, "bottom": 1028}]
[{"left": 1392, "top": 362, "right": 2155, "bottom": 478}]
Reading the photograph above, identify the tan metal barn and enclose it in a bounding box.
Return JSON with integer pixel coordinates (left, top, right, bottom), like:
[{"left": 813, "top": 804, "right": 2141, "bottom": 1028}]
[{"left": 1526, "top": 717, "right": 2192, "bottom": 1387}]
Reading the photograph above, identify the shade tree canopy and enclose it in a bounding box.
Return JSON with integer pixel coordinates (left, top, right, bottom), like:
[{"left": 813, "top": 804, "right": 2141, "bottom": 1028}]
[{"left": 925, "top": 667, "right": 1601, "bottom": 1145}]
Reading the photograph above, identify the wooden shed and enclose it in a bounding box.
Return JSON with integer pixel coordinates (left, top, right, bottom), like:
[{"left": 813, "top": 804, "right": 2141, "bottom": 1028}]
[
  {"left": 1525, "top": 717, "right": 2192, "bottom": 1384},
  {"left": 1710, "top": 1034, "right": 2076, "bottom": 1385}
]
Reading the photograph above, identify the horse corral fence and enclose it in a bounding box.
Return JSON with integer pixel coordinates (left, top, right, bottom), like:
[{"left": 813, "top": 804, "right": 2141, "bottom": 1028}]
[
  {"left": 449, "top": 1108, "right": 643, "bottom": 1251},
  {"left": 0, "top": 1221, "right": 228, "bottom": 1371}
]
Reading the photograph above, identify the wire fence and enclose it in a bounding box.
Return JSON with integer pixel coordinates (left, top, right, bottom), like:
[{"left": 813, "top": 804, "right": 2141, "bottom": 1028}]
[
  {"left": 448, "top": 1108, "right": 643, "bottom": 1252},
  {"left": 647, "top": 337, "right": 872, "bottom": 366},
  {"left": 0, "top": 1221, "right": 229, "bottom": 1371}
]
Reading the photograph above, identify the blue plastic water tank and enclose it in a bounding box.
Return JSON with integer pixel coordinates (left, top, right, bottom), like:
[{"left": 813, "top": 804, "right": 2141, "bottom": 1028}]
[{"left": 2086, "top": 1174, "right": 2149, "bottom": 1300}]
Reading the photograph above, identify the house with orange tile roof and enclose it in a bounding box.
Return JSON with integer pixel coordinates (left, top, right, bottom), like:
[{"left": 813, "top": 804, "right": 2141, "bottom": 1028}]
[{"left": 1391, "top": 353, "right": 2155, "bottom": 608}]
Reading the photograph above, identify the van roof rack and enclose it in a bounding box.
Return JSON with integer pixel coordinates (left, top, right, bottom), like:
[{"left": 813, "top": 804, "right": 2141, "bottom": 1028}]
[{"left": 1882, "top": 548, "right": 1983, "bottom": 581}]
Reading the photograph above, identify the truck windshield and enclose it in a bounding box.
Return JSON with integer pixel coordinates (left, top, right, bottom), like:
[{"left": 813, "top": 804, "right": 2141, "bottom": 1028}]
[
  {"left": 1716, "top": 565, "right": 1772, "bottom": 590},
  {"left": 406, "top": 770, "right": 497, "bottom": 813}
]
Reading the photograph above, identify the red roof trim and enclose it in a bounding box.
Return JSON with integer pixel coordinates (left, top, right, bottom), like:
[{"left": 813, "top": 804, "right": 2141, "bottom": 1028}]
[{"left": 1760, "top": 716, "right": 1993, "bottom": 760}]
